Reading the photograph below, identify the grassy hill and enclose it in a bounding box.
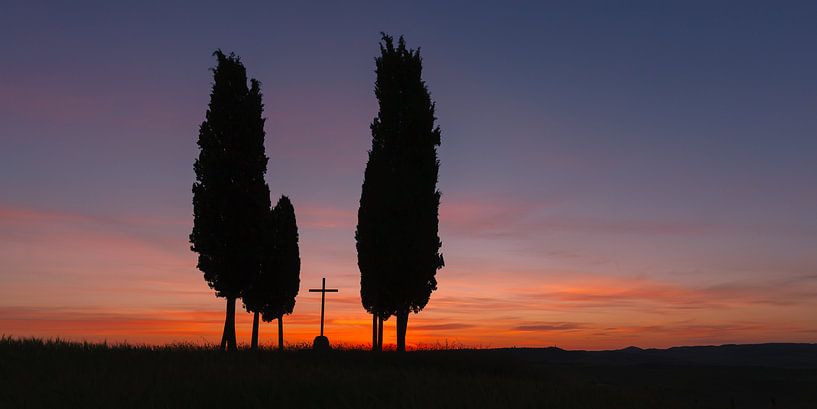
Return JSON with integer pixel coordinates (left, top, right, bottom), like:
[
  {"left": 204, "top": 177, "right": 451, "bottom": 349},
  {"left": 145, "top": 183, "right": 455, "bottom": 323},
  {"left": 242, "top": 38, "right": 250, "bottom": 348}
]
[{"left": 1, "top": 337, "right": 815, "bottom": 408}]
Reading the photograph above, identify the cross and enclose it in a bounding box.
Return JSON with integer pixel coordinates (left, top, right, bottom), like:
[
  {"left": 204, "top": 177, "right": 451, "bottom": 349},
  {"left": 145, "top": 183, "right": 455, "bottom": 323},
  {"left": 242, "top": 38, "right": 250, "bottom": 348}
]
[{"left": 308, "top": 277, "right": 338, "bottom": 337}]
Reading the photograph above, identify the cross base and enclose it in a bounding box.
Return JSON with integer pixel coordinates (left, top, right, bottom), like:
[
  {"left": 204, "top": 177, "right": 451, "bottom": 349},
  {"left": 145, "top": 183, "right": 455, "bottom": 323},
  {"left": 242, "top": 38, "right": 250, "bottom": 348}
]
[{"left": 312, "top": 335, "right": 331, "bottom": 351}]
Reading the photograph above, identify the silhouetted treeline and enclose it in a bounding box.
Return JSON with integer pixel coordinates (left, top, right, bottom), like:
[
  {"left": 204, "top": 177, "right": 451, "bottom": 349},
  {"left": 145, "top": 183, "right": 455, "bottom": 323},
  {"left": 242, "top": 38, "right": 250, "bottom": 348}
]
[
  {"left": 191, "top": 51, "right": 300, "bottom": 351},
  {"left": 191, "top": 34, "right": 443, "bottom": 352}
]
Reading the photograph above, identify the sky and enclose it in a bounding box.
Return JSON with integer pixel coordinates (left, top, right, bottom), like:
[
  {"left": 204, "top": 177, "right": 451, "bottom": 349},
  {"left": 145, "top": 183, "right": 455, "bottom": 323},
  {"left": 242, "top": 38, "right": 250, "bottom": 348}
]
[{"left": 1, "top": 1, "right": 816, "bottom": 350}]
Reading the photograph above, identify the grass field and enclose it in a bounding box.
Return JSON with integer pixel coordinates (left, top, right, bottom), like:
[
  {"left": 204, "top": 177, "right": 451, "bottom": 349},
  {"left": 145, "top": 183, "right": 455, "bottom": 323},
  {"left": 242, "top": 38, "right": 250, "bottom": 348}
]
[{"left": 1, "top": 337, "right": 815, "bottom": 408}]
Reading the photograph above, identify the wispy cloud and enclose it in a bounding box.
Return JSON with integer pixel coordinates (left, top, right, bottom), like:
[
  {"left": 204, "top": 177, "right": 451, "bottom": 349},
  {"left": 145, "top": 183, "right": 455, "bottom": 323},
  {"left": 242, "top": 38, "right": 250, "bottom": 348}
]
[
  {"left": 411, "top": 323, "right": 476, "bottom": 331},
  {"left": 438, "top": 195, "right": 716, "bottom": 240},
  {"left": 0, "top": 205, "right": 94, "bottom": 224},
  {"left": 514, "top": 322, "right": 586, "bottom": 331},
  {"left": 502, "top": 274, "right": 817, "bottom": 316}
]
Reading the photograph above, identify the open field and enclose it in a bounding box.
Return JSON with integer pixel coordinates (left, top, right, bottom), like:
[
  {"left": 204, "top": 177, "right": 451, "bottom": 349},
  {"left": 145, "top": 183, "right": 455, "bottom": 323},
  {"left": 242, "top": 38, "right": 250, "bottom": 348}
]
[{"left": 1, "top": 338, "right": 816, "bottom": 408}]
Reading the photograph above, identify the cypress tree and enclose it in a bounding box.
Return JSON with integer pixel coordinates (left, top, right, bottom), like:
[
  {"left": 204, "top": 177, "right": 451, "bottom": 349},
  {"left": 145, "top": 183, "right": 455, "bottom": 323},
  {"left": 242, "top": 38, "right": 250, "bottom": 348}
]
[
  {"left": 357, "top": 40, "right": 395, "bottom": 349},
  {"left": 243, "top": 205, "right": 273, "bottom": 350},
  {"left": 356, "top": 34, "right": 444, "bottom": 352},
  {"left": 243, "top": 196, "right": 300, "bottom": 351},
  {"left": 191, "top": 50, "right": 270, "bottom": 351}
]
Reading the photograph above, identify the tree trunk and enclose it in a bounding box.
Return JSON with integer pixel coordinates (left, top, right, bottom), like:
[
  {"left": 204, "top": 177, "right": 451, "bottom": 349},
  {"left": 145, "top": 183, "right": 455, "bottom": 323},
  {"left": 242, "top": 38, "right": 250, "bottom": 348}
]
[
  {"left": 250, "top": 311, "right": 259, "bottom": 350},
  {"left": 378, "top": 315, "right": 384, "bottom": 351},
  {"left": 396, "top": 309, "right": 408, "bottom": 352},
  {"left": 220, "top": 324, "right": 228, "bottom": 350},
  {"left": 278, "top": 316, "right": 284, "bottom": 351},
  {"left": 220, "top": 297, "right": 237, "bottom": 351},
  {"left": 372, "top": 313, "right": 377, "bottom": 351}
]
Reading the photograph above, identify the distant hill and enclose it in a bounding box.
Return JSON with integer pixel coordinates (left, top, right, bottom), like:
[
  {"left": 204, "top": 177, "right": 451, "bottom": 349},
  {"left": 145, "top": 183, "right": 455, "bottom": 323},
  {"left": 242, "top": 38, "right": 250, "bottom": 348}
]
[{"left": 491, "top": 343, "right": 817, "bottom": 368}]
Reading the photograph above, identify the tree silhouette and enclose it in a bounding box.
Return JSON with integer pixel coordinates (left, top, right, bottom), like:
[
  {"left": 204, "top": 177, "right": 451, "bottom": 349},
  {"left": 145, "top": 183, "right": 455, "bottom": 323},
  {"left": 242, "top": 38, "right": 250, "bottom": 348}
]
[
  {"left": 191, "top": 50, "right": 270, "bottom": 351},
  {"left": 243, "top": 196, "right": 300, "bottom": 351},
  {"left": 243, "top": 206, "right": 274, "bottom": 350},
  {"left": 357, "top": 39, "right": 395, "bottom": 350},
  {"left": 356, "top": 34, "right": 444, "bottom": 352}
]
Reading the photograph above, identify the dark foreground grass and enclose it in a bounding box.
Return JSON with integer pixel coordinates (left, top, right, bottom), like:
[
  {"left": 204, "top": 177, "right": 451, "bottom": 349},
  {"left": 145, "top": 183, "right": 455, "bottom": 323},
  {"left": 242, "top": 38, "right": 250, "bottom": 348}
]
[{"left": 1, "top": 337, "right": 815, "bottom": 408}]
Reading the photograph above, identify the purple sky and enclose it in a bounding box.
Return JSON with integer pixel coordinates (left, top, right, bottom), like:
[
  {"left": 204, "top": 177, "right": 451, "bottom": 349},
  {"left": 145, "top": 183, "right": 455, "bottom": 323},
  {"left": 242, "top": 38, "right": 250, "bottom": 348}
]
[{"left": 1, "top": 1, "right": 816, "bottom": 348}]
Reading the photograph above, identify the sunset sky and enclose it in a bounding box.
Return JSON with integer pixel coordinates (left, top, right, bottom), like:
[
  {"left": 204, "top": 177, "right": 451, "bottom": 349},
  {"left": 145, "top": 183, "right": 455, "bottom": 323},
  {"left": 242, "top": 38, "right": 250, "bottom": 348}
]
[{"left": 1, "top": 1, "right": 816, "bottom": 350}]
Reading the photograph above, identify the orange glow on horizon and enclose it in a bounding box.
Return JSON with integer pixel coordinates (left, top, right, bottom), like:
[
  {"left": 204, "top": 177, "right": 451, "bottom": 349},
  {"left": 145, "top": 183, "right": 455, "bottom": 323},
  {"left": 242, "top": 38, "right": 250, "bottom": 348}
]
[{"left": 2, "top": 203, "right": 816, "bottom": 350}]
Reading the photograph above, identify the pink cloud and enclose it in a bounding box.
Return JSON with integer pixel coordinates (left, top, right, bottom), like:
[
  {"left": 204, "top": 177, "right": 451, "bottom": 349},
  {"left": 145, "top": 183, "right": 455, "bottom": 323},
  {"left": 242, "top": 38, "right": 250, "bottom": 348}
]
[
  {"left": 0, "top": 205, "right": 94, "bottom": 225},
  {"left": 439, "top": 196, "right": 542, "bottom": 236},
  {"left": 510, "top": 274, "right": 817, "bottom": 313},
  {"left": 438, "top": 195, "right": 714, "bottom": 240},
  {"left": 297, "top": 204, "right": 356, "bottom": 229},
  {"left": 0, "top": 80, "right": 199, "bottom": 134}
]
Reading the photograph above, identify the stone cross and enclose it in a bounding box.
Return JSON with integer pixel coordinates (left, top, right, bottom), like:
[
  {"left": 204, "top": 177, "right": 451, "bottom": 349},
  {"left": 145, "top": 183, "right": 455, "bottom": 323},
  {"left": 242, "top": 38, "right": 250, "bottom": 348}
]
[{"left": 308, "top": 277, "right": 338, "bottom": 337}]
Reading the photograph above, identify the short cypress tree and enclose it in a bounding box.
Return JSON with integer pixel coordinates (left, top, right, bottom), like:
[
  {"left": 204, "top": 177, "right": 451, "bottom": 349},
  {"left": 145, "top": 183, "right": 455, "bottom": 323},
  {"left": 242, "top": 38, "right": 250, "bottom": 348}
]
[
  {"left": 191, "top": 50, "right": 270, "bottom": 351},
  {"left": 269, "top": 196, "right": 301, "bottom": 350},
  {"left": 356, "top": 34, "right": 444, "bottom": 352},
  {"left": 243, "top": 196, "right": 300, "bottom": 350}
]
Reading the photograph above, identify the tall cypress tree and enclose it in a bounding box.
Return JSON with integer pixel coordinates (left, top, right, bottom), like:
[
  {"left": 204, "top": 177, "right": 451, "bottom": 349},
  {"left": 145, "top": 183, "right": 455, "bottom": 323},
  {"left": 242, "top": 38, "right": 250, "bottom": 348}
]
[
  {"left": 243, "top": 196, "right": 300, "bottom": 351},
  {"left": 191, "top": 50, "right": 270, "bottom": 351},
  {"left": 356, "top": 34, "right": 444, "bottom": 352}
]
